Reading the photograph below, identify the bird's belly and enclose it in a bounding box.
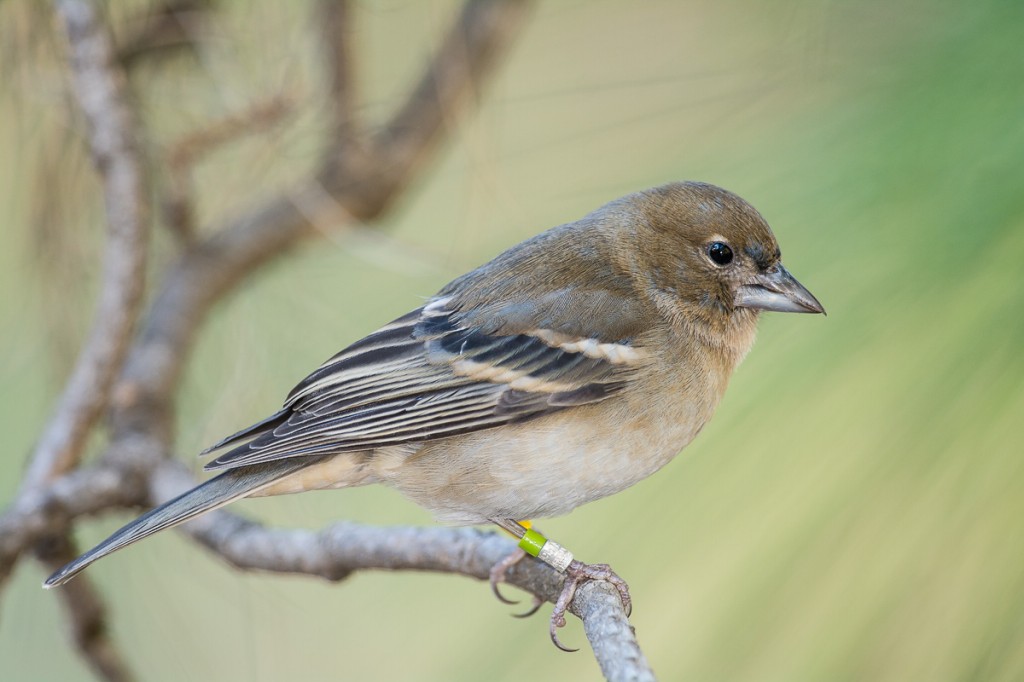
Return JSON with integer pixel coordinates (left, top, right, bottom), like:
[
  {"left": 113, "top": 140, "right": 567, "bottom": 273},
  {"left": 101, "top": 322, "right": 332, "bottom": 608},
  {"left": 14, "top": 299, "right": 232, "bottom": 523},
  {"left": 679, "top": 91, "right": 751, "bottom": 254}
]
[{"left": 379, "top": 390, "right": 713, "bottom": 524}]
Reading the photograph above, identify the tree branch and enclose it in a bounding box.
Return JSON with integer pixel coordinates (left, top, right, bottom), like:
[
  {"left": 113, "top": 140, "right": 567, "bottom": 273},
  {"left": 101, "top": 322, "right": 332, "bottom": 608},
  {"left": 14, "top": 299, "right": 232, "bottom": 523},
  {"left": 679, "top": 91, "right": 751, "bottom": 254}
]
[
  {"left": 318, "top": 0, "right": 529, "bottom": 221},
  {"left": 1, "top": 1, "right": 659, "bottom": 679},
  {"left": 0, "top": 465, "right": 143, "bottom": 588},
  {"left": 163, "top": 93, "right": 293, "bottom": 243},
  {"left": 579, "top": 581, "right": 657, "bottom": 682},
  {"left": 4, "top": 446, "right": 654, "bottom": 679},
  {"left": 36, "top": 535, "right": 135, "bottom": 682},
  {"left": 117, "top": 0, "right": 212, "bottom": 68},
  {"left": 319, "top": 0, "right": 360, "bottom": 147},
  {"left": 110, "top": 0, "right": 529, "bottom": 442},
  {"left": 14, "top": 3, "right": 148, "bottom": 677},
  {"left": 21, "top": 0, "right": 150, "bottom": 493},
  {"left": 149, "top": 456, "right": 655, "bottom": 679}
]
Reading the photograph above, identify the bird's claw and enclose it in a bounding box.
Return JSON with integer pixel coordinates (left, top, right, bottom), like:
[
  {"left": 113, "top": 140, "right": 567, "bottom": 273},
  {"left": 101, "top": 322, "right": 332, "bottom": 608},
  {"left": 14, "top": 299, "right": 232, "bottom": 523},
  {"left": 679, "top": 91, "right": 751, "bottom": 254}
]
[
  {"left": 489, "top": 546, "right": 544, "bottom": 618},
  {"left": 489, "top": 546, "right": 527, "bottom": 605},
  {"left": 549, "top": 559, "right": 632, "bottom": 652},
  {"left": 491, "top": 546, "right": 632, "bottom": 651},
  {"left": 513, "top": 596, "right": 544, "bottom": 619}
]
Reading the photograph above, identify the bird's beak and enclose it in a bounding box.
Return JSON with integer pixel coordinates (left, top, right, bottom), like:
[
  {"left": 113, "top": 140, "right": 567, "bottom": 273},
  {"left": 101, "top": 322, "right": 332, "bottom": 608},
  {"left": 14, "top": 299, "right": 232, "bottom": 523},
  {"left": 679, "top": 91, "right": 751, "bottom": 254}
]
[{"left": 735, "top": 264, "right": 825, "bottom": 314}]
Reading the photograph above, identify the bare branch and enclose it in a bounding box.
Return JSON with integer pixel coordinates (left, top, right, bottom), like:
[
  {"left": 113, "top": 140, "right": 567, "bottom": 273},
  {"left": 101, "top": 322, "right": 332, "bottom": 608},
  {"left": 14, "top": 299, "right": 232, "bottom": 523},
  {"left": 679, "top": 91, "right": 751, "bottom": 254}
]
[
  {"left": 320, "top": 0, "right": 530, "bottom": 221},
  {"left": 168, "top": 95, "right": 292, "bottom": 172},
  {"left": 111, "top": 0, "right": 529, "bottom": 436},
  {"left": 579, "top": 581, "right": 657, "bottom": 682},
  {"left": 163, "top": 93, "right": 294, "bottom": 243},
  {"left": 36, "top": 536, "right": 135, "bottom": 682},
  {"left": 182, "top": 522, "right": 651, "bottom": 677},
  {"left": 111, "top": 193, "right": 317, "bottom": 439},
  {"left": 0, "top": 464, "right": 143, "bottom": 589},
  {"left": 16, "top": 4, "right": 150, "bottom": 671},
  {"left": 117, "top": 0, "right": 213, "bottom": 68},
  {"left": 379, "top": 0, "right": 526, "bottom": 161},
  {"left": 319, "top": 0, "right": 359, "bottom": 146},
  {"left": 21, "top": 0, "right": 150, "bottom": 492},
  {"left": 146, "top": 457, "right": 652, "bottom": 678},
  {"left": 4, "top": 444, "right": 652, "bottom": 679},
  {"left": 4, "top": 450, "right": 653, "bottom": 678},
  {"left": 2, "top": 1, "right": 658, "bottom": 678}
]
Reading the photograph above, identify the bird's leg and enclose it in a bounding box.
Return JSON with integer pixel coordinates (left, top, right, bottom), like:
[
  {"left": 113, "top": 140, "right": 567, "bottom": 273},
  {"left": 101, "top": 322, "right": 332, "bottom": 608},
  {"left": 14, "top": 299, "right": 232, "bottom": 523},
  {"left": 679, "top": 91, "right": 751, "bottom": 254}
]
[
  {"left": 490, "top": 519, "right": 632, "bottom": 651},
  {"left": 489, "top": 520, "right": 544, "bottom": 616}
]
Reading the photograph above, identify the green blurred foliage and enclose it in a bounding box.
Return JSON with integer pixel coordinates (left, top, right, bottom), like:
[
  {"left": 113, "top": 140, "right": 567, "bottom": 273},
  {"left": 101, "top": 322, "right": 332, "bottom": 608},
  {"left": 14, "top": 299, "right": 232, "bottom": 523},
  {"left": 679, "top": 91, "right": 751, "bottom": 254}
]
[{"left": 2, "top": 1, "right": 1023, "bottom": 680}]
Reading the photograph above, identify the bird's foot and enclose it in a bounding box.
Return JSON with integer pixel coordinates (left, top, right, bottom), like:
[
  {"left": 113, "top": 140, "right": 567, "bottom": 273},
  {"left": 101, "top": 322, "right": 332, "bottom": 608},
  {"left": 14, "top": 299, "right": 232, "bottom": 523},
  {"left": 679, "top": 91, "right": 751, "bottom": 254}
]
[
  {"left": 549, "top": 560, "right": 632, "bottom": 652},
  {"left": 489, "top": 547, "right": 544, "bottom": 617}
]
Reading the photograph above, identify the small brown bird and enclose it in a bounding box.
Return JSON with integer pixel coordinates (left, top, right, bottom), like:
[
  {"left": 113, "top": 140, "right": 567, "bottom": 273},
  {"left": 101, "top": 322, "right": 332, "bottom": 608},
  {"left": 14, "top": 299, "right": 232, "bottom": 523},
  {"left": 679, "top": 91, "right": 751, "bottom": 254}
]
[{"left": 45, "top": 181, "right": 823, "bottom": 647}]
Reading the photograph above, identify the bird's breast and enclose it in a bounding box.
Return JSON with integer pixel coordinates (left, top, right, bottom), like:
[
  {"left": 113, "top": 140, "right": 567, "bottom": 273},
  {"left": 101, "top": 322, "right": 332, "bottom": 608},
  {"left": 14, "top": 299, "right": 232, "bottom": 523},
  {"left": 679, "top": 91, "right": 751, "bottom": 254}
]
[{"left": 381, "top": 343, "right": 732, "bottom": 524}]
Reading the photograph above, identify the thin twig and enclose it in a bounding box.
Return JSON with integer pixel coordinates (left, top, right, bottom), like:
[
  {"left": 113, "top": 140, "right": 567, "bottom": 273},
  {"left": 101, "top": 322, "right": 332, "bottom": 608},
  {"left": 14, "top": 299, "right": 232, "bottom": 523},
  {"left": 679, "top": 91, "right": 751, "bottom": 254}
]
[
  {"left": 36, "top": 535, "right": 135, "bottom": 682},
  {"left": 117, "top": 0, "right": 212, "bottom": 68},
  {"left": 168, "top": 94, "right": 292, "bottom": 171},
  {"left": 376, "top": 0, "right": 526, "bottom": 170},
  {"left": 20, "top": 0, "right": 150, "bottom": 493},
  {"left": 163, "top": 93, "right": 293, "bottom": 242},
  {"left": 318, "top": 0, "right": 530, "bottom": 221},
  {"left": 319, "top": 0, "right": 359, "bottom": 146}
]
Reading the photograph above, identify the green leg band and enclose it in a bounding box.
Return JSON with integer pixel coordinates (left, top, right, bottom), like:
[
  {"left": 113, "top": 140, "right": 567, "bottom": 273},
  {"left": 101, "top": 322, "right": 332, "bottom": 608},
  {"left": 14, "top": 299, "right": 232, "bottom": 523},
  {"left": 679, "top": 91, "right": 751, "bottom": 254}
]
[
  {"left": 518, "top": 528, "right": 547, "bottom": 557},
  {"left": 518, "top": 528, "right": 574, "bottom": 572}
]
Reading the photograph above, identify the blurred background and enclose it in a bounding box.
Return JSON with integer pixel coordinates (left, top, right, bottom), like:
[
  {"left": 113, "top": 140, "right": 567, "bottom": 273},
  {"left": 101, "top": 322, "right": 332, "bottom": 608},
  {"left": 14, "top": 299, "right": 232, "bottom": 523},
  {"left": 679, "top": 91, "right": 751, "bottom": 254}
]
[{"left": 2, "top": 1, "right": 1023, "bottom": 680}]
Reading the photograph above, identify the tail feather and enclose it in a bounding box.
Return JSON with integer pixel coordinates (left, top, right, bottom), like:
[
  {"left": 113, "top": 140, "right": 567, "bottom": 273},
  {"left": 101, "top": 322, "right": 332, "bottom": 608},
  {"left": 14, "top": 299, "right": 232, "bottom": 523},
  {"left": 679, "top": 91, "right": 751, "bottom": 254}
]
[{"left": 44, "top": 458, "right": 315, "bottom": 588}]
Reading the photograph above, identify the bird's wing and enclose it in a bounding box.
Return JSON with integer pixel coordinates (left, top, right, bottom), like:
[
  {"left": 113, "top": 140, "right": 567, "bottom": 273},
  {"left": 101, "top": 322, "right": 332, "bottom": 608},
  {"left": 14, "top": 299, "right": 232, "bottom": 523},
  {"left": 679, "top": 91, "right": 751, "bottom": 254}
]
[{"left": 203, "top": 297, "right": 649, "bottom": 471}]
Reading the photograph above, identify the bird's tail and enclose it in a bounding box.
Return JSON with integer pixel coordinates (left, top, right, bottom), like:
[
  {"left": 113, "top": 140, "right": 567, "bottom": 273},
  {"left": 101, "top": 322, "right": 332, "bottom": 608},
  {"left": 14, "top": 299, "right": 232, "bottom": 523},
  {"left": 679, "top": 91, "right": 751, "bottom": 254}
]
[{"left": 43, "top": 458, "right": 316, "bottom": 588}]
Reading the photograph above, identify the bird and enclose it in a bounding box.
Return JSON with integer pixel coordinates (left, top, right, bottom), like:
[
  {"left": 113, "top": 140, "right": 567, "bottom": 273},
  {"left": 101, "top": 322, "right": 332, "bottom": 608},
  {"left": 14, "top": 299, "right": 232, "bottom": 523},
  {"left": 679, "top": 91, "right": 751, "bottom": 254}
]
[{"left": 44, "top": 181, "right": 824, "bottom": 648}]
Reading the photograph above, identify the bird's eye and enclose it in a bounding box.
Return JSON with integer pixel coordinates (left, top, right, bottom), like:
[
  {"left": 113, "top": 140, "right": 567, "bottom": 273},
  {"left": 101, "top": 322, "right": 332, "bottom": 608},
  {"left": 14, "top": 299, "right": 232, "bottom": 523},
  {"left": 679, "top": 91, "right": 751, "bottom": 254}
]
[{"left": 707, "top": 242, "right": 733, "bottom": 266}]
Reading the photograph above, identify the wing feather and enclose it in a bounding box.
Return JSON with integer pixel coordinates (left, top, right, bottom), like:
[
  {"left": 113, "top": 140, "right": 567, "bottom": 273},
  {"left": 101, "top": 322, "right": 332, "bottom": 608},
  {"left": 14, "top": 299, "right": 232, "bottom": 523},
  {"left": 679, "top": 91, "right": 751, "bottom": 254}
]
[{"left": 204, "top": 299, "right": 646, "bottom": 471}]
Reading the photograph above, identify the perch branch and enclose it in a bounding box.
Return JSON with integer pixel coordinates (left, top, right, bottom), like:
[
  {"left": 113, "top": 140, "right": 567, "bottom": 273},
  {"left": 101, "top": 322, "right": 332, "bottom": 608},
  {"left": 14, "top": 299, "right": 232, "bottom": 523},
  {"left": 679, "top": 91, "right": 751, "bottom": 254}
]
[
  {"left": 149, "top": 456, "right": 655, "bottom": 680},
  {"left": 3, "top": 451, "right": 654, "bottom": 679},
  {"left": 579, "top": 581, "right": 656, "bottom": 682}
]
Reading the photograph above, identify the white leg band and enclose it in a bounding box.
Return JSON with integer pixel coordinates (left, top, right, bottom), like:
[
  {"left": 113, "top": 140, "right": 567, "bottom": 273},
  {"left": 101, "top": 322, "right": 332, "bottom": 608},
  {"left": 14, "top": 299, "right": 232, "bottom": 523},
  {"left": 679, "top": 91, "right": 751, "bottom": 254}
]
[{"left": 538, "top": 540, "right": 574, "bottom": 573}]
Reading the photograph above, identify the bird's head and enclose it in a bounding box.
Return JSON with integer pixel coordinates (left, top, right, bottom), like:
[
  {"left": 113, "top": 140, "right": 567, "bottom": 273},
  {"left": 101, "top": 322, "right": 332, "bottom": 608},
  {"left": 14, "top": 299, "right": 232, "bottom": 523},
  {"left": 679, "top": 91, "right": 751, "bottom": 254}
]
[{"left": 612, "top": 181, "right": 824, "bottom": 346}]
